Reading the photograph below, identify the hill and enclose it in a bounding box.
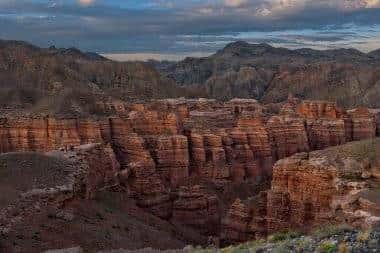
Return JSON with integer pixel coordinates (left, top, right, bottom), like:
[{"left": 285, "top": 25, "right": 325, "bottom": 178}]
[
  {"left": 160, "top": 41, "right": 380, "bottom": 108},
  {"left": 1, "top": 39, "right": 379, "bottom": 114},
  {"left": 0, "top": 40, "right": 204, "bottom": 117}
]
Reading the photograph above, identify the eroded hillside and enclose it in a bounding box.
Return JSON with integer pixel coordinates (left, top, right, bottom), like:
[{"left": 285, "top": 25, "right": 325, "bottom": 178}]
[
  {"left": 0, "top": 98, "right": 379, "bottom": 252},
  {"left": 0, "top": 40, "right": 204, "bottom": 117},
  {"left": 160, "top": 41, "right": 380, "bottom": 108}
]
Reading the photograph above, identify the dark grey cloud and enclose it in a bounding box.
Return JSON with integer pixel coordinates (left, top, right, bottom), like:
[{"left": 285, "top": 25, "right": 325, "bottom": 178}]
[{"left": 0, "top": 0, "right": 379, "bottom": 57}]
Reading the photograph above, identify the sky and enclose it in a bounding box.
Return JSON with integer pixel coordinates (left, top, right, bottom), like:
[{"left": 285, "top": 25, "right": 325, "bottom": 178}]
[{"left": 0, "top": 0, "right": 379, "bottom": 61}]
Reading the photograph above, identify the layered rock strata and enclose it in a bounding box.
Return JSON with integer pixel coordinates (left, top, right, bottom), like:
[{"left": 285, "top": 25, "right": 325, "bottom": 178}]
[
  {"left": 145, "top": 135, "right": 189, "bottom": 187},
  {"left": 266, "top": 115, "right": 309, "bottom": 160},
  {"left": 222, "top": 139, "right": 380, "bottom": 243},
  {"left": 297, "top": 100, "right": 342, "bottom": 119},
  {"left": 0, "top": 99, "right": 379, "bottom": 240},
  {"left": 349, "top": 107, "right": 376, "bottom": 141},
  {"left": 221, "top": 192, "right": 268, "bottom": 244},
  {"left": 172, "top": 185, "right": 219, "bottom": 235}
]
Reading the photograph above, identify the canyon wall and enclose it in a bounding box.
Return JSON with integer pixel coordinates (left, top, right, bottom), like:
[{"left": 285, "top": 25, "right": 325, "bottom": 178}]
[
  {"left": 222, "top": 139, "right": 380, "bottom": 243},
  {"left": 0, "top": 98, "right": 379, "bottom": 239}
]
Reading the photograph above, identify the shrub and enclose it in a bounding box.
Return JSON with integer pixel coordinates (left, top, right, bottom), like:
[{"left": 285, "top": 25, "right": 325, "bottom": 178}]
[
  {"left": 318, "top": 241, "right": 338, "bottom": 253},
  {"left": 296, "top": 238, "right": 314, "bottom": 252},
  {"left": 356, "top": 230, "right": 371, "bottom": 243},
  {"left": 268, "top": 230, "right": 300, "bottom": 243},
  {"left": 268, "top": 232, "right": 288, "bottom": 243}
]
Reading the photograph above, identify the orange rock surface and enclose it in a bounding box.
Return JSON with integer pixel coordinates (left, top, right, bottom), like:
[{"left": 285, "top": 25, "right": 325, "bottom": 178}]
[
  {"left": 0, "top": 99, "right": 378, "bottom": 240},
  {"left": 297, "top": 100, "right": 342, "bottom": 119}
]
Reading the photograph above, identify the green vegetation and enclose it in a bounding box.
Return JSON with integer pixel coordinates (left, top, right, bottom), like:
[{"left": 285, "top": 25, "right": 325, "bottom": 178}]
[
  {"left": 185, "top": 225, "right": 379, "bottom": 253},
  {"left": 268, "top": 230, "right": 301, "bottom": 243},
  {"left": 295, "top": 238, "right": 314, "bottom": 253},
  {"left": 318, "top": 241, "right": 337, "bottom": 253},
  {"left": 220, "top": 241, "right": 265, "bottom": 253}
]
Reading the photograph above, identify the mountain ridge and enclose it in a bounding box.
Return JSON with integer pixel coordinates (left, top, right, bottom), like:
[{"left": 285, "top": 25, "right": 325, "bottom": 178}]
[
  {"left": 0, "top": 39, "right": 204, "bottom": 117},
  {"left": 1, "top": 38, "right": 379, "bottom": 113},
  {"left": 159, "top": 41, "right": 380, "bottom": 108}
]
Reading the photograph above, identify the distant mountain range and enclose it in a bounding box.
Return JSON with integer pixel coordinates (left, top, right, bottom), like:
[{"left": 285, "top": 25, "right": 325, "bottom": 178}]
[
  {"left": 0, "top": 39, "right": 379, "bottom": 116},
  {"left": 158, "top": 41, "right": 380, "bottom": 108},
  {"left": 0, "top": 39, "right": 203, "bottom": 117}
]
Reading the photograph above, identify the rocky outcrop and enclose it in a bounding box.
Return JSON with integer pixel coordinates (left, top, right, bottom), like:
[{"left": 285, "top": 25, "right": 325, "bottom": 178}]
[
  {"left": 187, "top": 119, "right": 272, "bottom": 183},
  {"left": 237, "top": 118, "right": 273, "bottom": 177},
  {"left": 221, "top": 139, "right": 380, "bottom": 243},
  {"left": 62, "top": 143, "right": 121, "bottom": 199},
  {"left": 127, "top": 109, "right": 180, "bottom": 135},
  {"left": 113, "top": 133, "right": 172, "bottom": 218},
  {"left": 172, "top": 185, "right": 219, "bottom": 235},
  {"left": 266, "top": 152, "right": 338, "bottom": 233},
  {"left": 266, "top": 144, "right": 380, "bottom": 231},
  {"left": 221, "top": 192, "right": 268, "bottom": 244},
  {"left": 188, "top": 131, "right": 231, "bottom": 182},
  {"left": 221, "top": 199, "right": 252, "bottom": 243},
  {"left": 0, "top": 118, "right": 105, "bottom": 153},
  {"left": 0, "top": 99, "right": 378, "bottom": 245},
  {"left": 296, "top": 101, "right": 379, "bottom": 149},
  {"left": 297, "top": 100, "right": 342, "bottom": 119},
  {"left": 349, "top": 107, "right": 376, "bottom": 141},
  {"left": 371, "top": 109, "right": 380, "bottom": 136},
  {"left": 305, "top": 119, "right": 346, "bottom": 150},
  {"left": 266, "top": 115, "right": 309, "bottom": 160},
  {"left": 145, "top": 135, "right": 189, "bottom": 187}
]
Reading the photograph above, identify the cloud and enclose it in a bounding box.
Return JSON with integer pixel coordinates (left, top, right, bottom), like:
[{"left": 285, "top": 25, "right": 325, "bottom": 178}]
[
  {"left": 78, "top": 0, "right": 95, "bottom": 6},
  {"left": 366, "top": 0, "right": 380, "bottom": 8},
  {"left": 224, "top": 0, "right": 248, "bottom": 7},
  {"left": 223, "top": 0, "right": 380, "bottom": 17},
  {"left": 0, "top": 0, "right": 379, "bottom": 56}
]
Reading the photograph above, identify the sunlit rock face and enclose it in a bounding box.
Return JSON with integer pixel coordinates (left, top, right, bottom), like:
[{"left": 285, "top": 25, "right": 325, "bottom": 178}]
[
  {"left": 0, "top": 98, "right": 378, "bottom": 186},
  {"left": 266, "top": 153, "right": 339, "bottom": 233},
  {"left": 349, "top": 107, "right": 377, "bottom": 141},
  {"left": 266, "top": 115, "right": 310, "bottom": 160},
  {"left": 0, "top": 98, "right": 378, "bottom": 243},
  {"left": 222, "top": 138, "right": 380, "bottom": 243},
  {"left": 297, "top": 100, "right": 343, "bottom": 119}
]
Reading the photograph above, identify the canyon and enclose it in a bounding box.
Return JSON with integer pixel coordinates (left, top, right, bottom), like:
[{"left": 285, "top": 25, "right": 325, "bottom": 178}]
[{"left": 0, "top": 98, "right": 379, "bottom": 252}]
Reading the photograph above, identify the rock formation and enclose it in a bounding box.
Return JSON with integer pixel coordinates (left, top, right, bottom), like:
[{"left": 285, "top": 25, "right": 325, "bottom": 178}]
[
  {"left": 371, "top": 109, "right": 380, "bottom": 136},
  {"left": 349, "top": 107, "right": 376, "bottom": 141},
  {"left": 172, "top": 185, "right": 219, "bottom": 235},
  {"left": 0, "top": 98, "right": 379, "bottom": 250},
  {"left": 296, "top": 100, "right": 343, "bottom": 119},
  {"left": 145, "top": 135, "right": 189, "bottom": 187},
  {"left": 70, "top": 143, "right": 121, "bottom": 199},
  {"left": 221, "top": 199, "right": 252, "bottom": 243},
  {"left": 266, "top": 152, "right": 338, "bottom": 233},
  {"left": 266, "top": 115, "right": 309, "bottom": 160},
  {"left": 188, "top": 131, "right": 231, "bottom": 182},
  {"left": 222, "top": 138, "right": 380, "bottom": 243}
]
